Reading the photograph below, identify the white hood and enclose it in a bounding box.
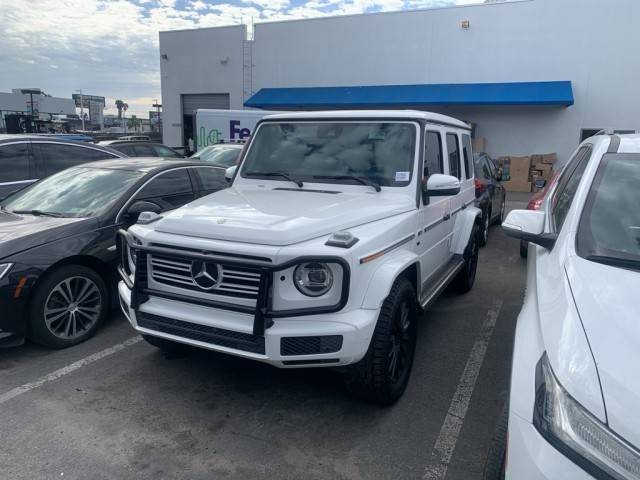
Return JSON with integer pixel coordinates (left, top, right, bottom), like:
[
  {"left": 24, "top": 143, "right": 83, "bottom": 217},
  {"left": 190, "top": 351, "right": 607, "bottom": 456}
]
[
  {"left": 565, "top": 256, "right": 640, "bottom": 448},
  {"left": 153, "top": 186, "right": 415, "bottom": 246}
]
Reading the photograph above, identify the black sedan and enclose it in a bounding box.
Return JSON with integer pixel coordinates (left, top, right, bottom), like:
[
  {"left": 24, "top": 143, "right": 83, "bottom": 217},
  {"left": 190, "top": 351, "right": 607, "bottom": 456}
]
[
  {"left": 99, "top": 140, "right": 184, "bottom": 158},
  {"left": 473, "top": 152, "right": 508, "bottom": 246},
  {"left": 0, "top": 158, "right": 228, "bottom": 348},
  {"left": 0, "top": 135, "right": 125, "bottom": 199}
]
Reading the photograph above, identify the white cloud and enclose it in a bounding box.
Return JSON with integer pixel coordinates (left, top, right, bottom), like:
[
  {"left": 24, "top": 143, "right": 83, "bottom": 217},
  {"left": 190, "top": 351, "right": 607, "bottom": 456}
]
[{"left": 0, "top": 0, "right": 490, "bottom": 116}]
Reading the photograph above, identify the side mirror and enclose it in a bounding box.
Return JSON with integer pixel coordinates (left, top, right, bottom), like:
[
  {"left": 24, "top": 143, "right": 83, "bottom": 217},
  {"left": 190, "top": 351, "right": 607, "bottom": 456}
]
[
  {"left": 225, "top": 165, "right": 237, "bottom": 183},
  {"left": 502, "top": 209, "right": 557, "bottom": 250},
  {"left": 423, "top": 174, "right": 461, "bottom": 198},
  {"left": 533, "top": 179, "right": 547, "bottom": 189},
  {"left": 126, "top": 200, "right": 161, "bottom": 218}
]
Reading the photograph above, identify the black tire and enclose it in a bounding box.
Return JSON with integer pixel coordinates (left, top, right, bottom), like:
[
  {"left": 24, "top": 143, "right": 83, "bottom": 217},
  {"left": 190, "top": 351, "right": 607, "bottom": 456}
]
[
  {"left": 519, "top": 241, "right": 528, "bottom": 259},
  {"left": 28, "top": 265, "right": 108, "bottom": 349},
  {"left": 453, "top": 225, "right": 479, "bottom": 293},
  {"left": 479, "top": 208, "right": 490, "bottom": 247},
  {"left": 142, "top": 334, "right": 191, "bottom": 357},
  {"left": 483, "top": 402, "right": 508, "bottom": 480},
  {"left": 344, "top": 277, "right": 417, "bottom": 405}
]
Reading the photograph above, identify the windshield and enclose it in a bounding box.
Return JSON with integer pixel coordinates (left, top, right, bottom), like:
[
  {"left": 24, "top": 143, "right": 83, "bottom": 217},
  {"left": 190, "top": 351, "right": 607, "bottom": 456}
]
[
  {"left": 193, "top": 145, "right": 241, "bottom": 167},
  {"left": 577, "top": 153, "right": 640, "bottom": 268},
  {"left": 3, "top": 167, "right": 143, "bottom": 218},
  {"left": 241, "top": 122, "right": 417, "bottom": 187}
]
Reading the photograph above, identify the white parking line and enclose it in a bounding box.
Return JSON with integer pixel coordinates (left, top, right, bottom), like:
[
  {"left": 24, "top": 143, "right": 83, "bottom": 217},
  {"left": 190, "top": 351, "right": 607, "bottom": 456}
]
[
  {"left": 0, "top": 336, "right": 142, "bottom": 405},
  {"left": 423, "top": 299, "right": 503, "bottom": 480}
]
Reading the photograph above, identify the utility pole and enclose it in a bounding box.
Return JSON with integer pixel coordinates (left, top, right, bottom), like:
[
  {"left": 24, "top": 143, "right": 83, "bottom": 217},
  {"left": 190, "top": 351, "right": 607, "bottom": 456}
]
[
  {"left": 75, "top": 89, "right": 85, "bottom": 131},
  {"left": 21, "top": 88, "right": 40, "bottom": 133},
  {"left": 152, "top": 100, "right": 162, "bottom": 134}
]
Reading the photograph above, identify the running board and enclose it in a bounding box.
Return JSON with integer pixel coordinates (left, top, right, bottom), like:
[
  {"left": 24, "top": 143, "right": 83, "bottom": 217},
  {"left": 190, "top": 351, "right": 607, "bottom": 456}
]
[{"left": 420, "top": 255, "right": 465, "bottom": 309}]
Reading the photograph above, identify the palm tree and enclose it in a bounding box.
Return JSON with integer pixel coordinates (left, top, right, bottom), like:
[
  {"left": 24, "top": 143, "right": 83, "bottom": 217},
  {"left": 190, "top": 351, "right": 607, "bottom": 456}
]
[{"left": 127, "top": 115, "right": 141, "bottom": 132}]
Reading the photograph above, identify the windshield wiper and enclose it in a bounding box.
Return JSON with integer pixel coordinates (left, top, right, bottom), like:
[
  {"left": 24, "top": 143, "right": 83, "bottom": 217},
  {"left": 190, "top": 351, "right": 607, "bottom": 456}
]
[
  {"left": 244, "top": 171, "right": 303, "bottom": 188},
  {"left": 313, "top": 175, "right": 381, "bottom": 192},
  {"left": 585, "top": 254, "right": 640, "bottom": 271},
  {"left": 12, "top": 209, "right": 64, "bottom": 218}
]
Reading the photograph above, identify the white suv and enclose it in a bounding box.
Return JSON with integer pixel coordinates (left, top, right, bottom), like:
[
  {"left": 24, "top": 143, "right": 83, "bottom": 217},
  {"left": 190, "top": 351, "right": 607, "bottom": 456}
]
[
  {"left": 117, "top": 110, "right": 481, "bottom": 404},
  {"left": 496, "top": 134, "right": 640, "bottom": 478}
]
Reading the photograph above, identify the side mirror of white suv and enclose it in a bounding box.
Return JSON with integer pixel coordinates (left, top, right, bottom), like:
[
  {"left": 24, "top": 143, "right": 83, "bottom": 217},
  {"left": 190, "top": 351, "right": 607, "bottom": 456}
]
[
  {"left": 225, "top": 165, "right": 237, "bottom": 182},
  {"left": 502, "top": 209, "right": 557, "bottom": 250},
  {"left": 423, "top": 174, "right": 461, "bottom": 198}
]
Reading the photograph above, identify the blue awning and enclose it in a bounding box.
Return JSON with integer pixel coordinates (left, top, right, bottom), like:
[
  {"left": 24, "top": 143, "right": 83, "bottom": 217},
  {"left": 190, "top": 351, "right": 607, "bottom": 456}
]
[{"left": 244, "top": 81, "right": 574, "bottom": 109}]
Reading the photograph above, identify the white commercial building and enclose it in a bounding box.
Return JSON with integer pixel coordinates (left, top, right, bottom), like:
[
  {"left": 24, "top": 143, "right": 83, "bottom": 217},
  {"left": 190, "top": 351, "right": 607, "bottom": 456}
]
[{"left": 159, "top": 0, "right": 640, "bottom": 163}]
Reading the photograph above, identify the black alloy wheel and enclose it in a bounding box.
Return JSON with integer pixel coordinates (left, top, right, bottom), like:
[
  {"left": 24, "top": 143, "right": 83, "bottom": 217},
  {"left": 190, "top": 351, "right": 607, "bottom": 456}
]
[
  {"left": 344, "top": 277, "right": 418, "bottom": 405},
  {"left": 29, "top": 265, "right": 108, "bottom": 348}
]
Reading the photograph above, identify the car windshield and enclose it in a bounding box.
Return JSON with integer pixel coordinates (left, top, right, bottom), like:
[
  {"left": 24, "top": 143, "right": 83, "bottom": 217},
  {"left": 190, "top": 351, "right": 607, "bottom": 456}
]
[
  {"left": 577, "top": 153, "right": 640, "bottom": 268},
  {"left": 241, "top": 122, "right": 417, "bottom": 187},
  {"left": 3, "top": 167, "right": 144, "bottom": 218},
  {"left": 192, "top": 145, "right": 241, "bottom": 166}
]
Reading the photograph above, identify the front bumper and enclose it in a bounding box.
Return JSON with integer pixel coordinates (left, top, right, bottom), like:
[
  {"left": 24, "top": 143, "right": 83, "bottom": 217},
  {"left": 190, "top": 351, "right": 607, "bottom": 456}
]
[
  {"left": 0, "top": 263, "right": 40, "bottom": 342},
  {"left": 507, "top": 411, "right": 595, "bottom": 480},
  {"left": 119, "top": 281, "right": 378, "bottom": 368}
]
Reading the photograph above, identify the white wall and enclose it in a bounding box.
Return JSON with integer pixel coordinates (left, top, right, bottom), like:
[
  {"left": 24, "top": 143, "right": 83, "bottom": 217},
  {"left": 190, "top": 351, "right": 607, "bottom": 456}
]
[
  {"left": 159, "top": 25, "right": 245, "bottom": 148},
  {"left": 160, "top": 0, "right": 640, "bottom": 162}
]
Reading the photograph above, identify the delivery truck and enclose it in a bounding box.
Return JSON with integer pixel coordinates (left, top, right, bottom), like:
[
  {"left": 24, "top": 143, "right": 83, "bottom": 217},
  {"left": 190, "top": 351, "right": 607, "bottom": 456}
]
[{"left": 193, "top": 109, "right": 280, "bottom": 152}]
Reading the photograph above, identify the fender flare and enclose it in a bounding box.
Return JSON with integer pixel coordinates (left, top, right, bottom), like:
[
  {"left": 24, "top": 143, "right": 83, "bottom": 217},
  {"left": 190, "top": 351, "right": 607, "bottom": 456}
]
[
  {"left": 451, "top": 206, "right": 482, "bottom": 255},
  {"left": 361, "top": 249, "right": 420, "bottom": 309}
]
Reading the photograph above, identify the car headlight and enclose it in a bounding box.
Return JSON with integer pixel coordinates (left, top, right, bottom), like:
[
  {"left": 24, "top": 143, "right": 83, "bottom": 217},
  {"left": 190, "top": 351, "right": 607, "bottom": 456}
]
[
  {"left": 293, "top": 262, "right": 334, "bottom": 297},
  {"left": 534, "top": 353, "right": 640, "bottom": 480},
  {"left": 0, "top": 263, "right": 13, "bottom": 280}
]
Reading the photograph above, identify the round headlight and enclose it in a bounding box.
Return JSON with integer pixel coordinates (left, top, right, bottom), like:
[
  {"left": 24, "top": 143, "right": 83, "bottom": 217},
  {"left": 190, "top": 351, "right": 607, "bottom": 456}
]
[{"left": 293, "top": 262, "right": 334, "bottom": 297}]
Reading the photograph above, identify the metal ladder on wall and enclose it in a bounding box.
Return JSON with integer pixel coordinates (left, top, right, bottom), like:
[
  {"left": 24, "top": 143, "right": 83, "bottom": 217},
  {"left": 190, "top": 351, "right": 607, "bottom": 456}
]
[{"left": 242, "top": 18, "right": 254, "bottom": 105}]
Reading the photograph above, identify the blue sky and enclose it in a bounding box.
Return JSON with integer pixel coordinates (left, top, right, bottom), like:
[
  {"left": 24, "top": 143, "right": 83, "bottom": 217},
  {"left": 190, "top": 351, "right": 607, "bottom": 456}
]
[{"left": 1, "top": 0, "right": 488, "bottom": 116}]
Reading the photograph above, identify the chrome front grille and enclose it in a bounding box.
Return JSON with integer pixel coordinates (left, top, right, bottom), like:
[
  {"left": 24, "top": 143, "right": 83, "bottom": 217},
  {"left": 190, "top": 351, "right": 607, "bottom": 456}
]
[{"left": 149, "top": 253, "right": 262, "bottom": 300}]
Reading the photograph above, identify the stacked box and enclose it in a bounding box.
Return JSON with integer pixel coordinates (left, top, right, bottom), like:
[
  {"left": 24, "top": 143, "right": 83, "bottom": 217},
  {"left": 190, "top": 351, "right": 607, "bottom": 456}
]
[
  {"left": 529, "top": 153, "right": 557, "bottom": 192},
  {"left": 502, "top": 156, "right": 532, "bottom": 192}
]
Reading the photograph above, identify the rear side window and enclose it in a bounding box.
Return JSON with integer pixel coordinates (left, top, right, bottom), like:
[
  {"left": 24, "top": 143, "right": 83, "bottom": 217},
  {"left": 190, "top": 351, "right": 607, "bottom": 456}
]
[
  {"left": 133, "top": 144, "right": 157, "bottom": 157},
  {"left": 424, "top": 131, "right": 443, "bottom": 176},
  {"left": 551, "top": 147, "right": 592, "bottom": 232},
  {"left": 154, "top": 145, "right": 182, "bottom": 158},
  {"left": 0, "top": 143, "right": 31, "bottom": 181},
  {"left": 115, "top": 145, "right": 136, "bottom": 156},
  {"left": 462, "top": 135, "right": 473, "bottom": 179},
  {"left": 40, "top": 143, "right": 118, "bottom": 175},
  {"left": 446, "top": 133, "right": 461, "bottom": 179},
  {"left": 135, "top": 169, "right": 192, "bottom": 199},
  {"left": 194, "top": 167, "right": 227, "bottom": 192}
]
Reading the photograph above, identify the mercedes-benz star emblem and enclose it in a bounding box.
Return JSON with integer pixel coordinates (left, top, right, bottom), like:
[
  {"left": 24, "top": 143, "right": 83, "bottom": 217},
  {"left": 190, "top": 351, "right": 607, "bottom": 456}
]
[{"left": 190, "top": 261, "right": 223, "bottom": 291}]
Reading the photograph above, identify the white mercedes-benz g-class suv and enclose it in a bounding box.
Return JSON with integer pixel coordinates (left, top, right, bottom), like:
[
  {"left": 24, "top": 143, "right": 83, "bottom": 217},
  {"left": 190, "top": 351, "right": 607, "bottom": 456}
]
[{"left": 118, "top": 110, "right": 481, "bottom": 404}]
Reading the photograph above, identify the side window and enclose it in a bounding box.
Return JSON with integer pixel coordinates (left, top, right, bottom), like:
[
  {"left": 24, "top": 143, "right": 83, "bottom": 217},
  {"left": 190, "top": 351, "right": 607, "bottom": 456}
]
[
  {"left": 424, "top": 131, "right": 443, "bottom": 177},
  {"left": 551, "top": 147, "right": 592, "bottom": 232},
  {"left": 462, "top": 134, "right": 473, "bottom": 179},
  {"left": 154, "top": 144, "right": 182, "bottom": 158},
  {"left": 446, "top": 133, "right": 461, "bottom": 179},
  {"left": 193, "top": 167, "right": 227, "bottom": 195},
  {"left": 41, "top": 144, "right": 118, "bottom": 175},
  {"left": 0, "top": 143, "right": 31, "bottom": 181},
  {"left": 133, "top": 168, "right": 194, "bottom": 212},
  {"left": 133, "top": 144, "right": 157, "bottom": 157},
  {"left": 485, "top": 156, "right": 497, "bottom": 179},
  {"left": 477, "top": 158, "right": 492, "bottom": 181},
  {"left": 115, "top": 145, "right": 136, "bottom": 156}
]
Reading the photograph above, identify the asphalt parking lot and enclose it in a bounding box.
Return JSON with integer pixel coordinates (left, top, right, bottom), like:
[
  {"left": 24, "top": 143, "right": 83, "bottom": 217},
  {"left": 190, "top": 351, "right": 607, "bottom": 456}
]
[{"left": 0, "top": 193, "right": 530, "bottom": 480}]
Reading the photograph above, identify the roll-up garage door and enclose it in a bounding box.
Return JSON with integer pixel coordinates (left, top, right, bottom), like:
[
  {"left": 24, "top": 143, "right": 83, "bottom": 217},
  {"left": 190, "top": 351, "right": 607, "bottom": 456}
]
[{"left": 181, "top": 94, "right": 230, "bottom": 116}]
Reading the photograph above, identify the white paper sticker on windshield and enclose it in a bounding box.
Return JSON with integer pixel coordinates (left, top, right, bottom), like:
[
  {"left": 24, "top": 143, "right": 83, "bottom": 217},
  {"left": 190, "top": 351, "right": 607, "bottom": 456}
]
[{"left": 395, "top": 171, "right": 410, "bottom": 182}]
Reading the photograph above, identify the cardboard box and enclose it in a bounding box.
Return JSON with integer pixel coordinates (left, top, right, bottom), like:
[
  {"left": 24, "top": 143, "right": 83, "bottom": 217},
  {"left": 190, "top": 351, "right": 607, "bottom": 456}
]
[{"left": 541, "top": 153, "right": 557, "bottom": 165}]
